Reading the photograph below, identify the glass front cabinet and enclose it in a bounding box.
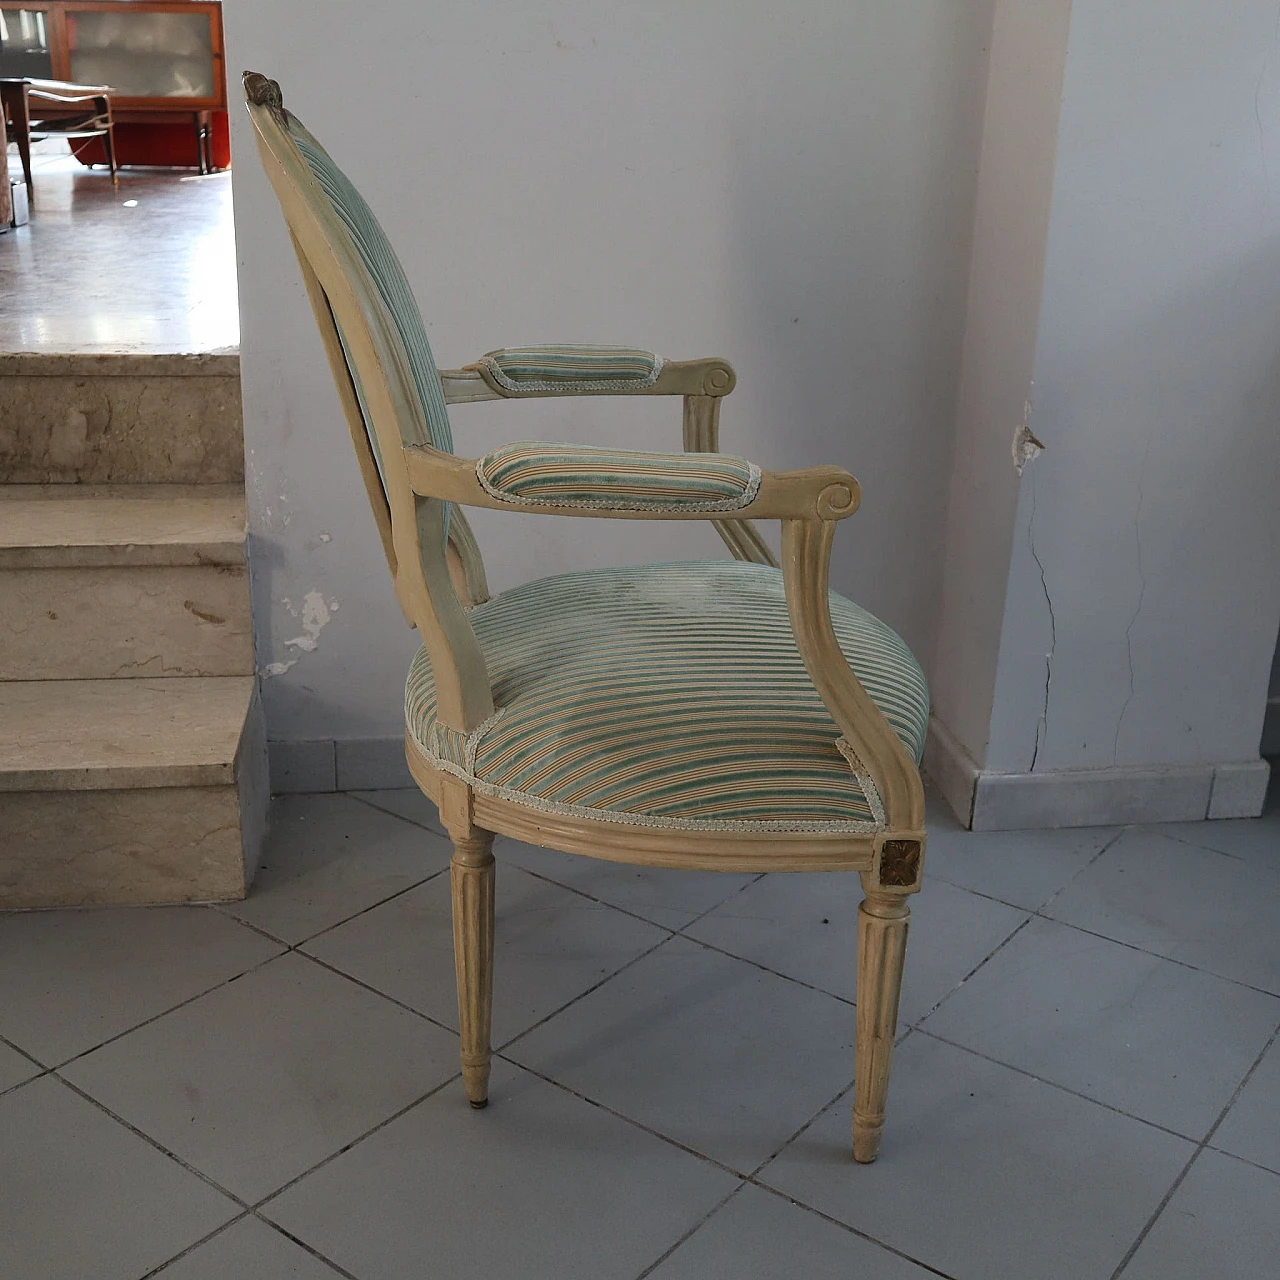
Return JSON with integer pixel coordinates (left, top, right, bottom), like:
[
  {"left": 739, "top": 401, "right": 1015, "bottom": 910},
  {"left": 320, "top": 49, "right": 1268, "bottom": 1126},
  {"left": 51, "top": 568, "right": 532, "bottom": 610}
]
[{"left": 0, "top": 1, "right": 225, "bottom": 113}]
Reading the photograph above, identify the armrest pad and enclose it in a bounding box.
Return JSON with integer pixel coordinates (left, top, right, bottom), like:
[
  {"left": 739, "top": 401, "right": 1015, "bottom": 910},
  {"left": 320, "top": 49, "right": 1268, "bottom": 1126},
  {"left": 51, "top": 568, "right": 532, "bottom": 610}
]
[
  {"left": 476, "top": 345, "right": 663, "bottom": 394},
  {"left": 476, "top": 441, "right": 761, "bottom": 512}
]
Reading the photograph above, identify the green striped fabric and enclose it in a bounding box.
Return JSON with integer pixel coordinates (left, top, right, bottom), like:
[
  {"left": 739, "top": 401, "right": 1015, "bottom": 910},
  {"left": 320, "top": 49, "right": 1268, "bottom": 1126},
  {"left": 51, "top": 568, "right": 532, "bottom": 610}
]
[
  {"left": 480, "top": 345, "right": 662, "bottom": 393},
  {"left": 285, "top": 114, "right": 453, "bottom": 458},
  {"left": 405, "top": 560, "right": 929, "bottom": 833},
  {"left": 477, "top": 442, "right": 760, "bottom": 512}
]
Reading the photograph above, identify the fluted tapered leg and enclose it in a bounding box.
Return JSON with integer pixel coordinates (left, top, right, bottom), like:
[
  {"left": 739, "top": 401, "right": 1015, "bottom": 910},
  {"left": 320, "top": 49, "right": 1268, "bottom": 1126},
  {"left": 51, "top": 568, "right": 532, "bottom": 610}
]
[
  {"left": 853, "top": 889, "right": 910, "bottom": 1162},
  {"left": 450, "top": 831, "right": 495, "bottom": 1107}
]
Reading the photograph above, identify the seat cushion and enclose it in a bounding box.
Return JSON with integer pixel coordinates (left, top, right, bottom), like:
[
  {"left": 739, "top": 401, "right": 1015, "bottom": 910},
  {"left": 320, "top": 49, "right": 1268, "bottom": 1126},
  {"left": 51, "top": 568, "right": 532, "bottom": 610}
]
[
  {"left": 476, "top": 442, "right": 760, "bottom": 512},
  {"left": 406, "top": 560, "right": 928, "bottom": 833}
]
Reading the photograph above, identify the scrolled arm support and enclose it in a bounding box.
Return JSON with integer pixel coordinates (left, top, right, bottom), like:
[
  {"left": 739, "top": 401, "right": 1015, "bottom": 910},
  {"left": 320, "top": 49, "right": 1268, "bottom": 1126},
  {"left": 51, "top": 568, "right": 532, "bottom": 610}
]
[
  {"left": 403, "top": 443, "right": 861, "bottom": 524},
  {"left": 780, "top": 517, "right": 925, "bottom": 835}
]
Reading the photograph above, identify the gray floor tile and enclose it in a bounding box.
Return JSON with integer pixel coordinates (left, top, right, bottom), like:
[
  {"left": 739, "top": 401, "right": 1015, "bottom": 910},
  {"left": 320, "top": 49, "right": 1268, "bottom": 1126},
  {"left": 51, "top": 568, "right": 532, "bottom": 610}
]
[
  {"left": 1212, "top": 1033, "right": 1280, "bottom": 1173},
  {"left": 506, "top": 935, "right": 858, "bottom": 1173},
  {"left": 223, "top": 793, "right": 452, "bottom": 944},
  {"left": 349, "top": 787, "right": 446, "bottom": 835},
  {"left": 0, "top": 906, "right": 281, "bottom": 1066},
  {"left": 1149, "top": 772, "right": 1280, "bottom": 872},
  {"left": 0, "top": 1038, "right": 42, "bottom": 1094},
  {"left": 303, "top": 863, "right": 667, "bottom": 1046},
  {"left": 1120, "top": 1149, "right": 1280, "bottom": 1280},
  {"left": 645, "top": 1182, "right": 933, "bottom": 1279},
  {"left": 758, "top": 1035, "right": 1194, "bottom": 1280},
  {"left": 685, "top": 873, "right": 1028, "bottom": 1025},
  {"left": 500, "top": 836, "right": 757, "bottom": 929},
  {"left": 61, "top": 952, "right": 460, "bottom": 1202},
  {"left": 1044, "top": 828, "right": 1280, "bottom": 993},
  {"left": 262, "top": 1058, "right": 740, "bottom": 1280},
  {"left": 923, "top": 917, "right": 1280, "bottom": 1137},
  {"left": 0, "top": 1076, "right": 238, "bottom": 1280},
  {"left": 153, "top": 1216, "right": 345, "bottom": 1279},
  {"left": 1153, "top": 814, "right": 1280, "bottom": 871},
  {"left": 923, "top": 819, "right": 1119, "bottom": 910}
]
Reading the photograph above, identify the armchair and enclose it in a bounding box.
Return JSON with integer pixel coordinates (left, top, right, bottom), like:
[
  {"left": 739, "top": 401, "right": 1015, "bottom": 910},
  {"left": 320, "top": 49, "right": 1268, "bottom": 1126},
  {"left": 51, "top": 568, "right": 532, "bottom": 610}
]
[{"left": 244, "top": 72, "right": 928, "bottom": 1164}]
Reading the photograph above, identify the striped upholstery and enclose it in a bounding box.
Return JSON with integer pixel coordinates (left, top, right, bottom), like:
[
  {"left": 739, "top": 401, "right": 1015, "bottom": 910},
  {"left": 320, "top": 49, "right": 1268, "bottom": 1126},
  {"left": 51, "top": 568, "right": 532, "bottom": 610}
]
[
  {"left": 285, "top": 114, "right": 453, "bottom": 458},
  {"left": 406, "top": 560, "right": 929, "bottom": 833},
  {"left": 479, "top": 345, "right": 662, "bottom": 393},
  {"left": 477, "top": 442, "right": 760, "bottom": 512}
]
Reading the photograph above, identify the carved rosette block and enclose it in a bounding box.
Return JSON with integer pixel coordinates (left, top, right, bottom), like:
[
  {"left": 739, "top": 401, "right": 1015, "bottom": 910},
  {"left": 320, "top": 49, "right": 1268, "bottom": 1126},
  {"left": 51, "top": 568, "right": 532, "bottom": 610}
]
[{"left": 878, "top": 838, "right": 923, "bottom": 889}]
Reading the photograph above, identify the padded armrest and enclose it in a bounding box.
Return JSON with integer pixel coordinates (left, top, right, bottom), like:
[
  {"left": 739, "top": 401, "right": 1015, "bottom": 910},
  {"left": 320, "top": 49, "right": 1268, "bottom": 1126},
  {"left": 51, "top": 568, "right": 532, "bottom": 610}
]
[
  {"left": 452, "top": 346, "right": 736, "bottom": 399},
  {"left": 475, "top": 345, "right": 663, "bottom": 394},
  {"left": 475, "top": 441, "right": 761, "bottom": 513}
]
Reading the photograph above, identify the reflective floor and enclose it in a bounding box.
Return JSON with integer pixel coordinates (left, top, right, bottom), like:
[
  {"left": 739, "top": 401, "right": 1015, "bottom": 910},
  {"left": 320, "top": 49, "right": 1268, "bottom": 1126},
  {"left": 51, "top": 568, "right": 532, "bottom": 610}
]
[
  {"left": 0, "top": 151, "right": 238, "bottom": 354},
  {"left": 1, "top": 783, "right": 1278, "bottom": 1278}
]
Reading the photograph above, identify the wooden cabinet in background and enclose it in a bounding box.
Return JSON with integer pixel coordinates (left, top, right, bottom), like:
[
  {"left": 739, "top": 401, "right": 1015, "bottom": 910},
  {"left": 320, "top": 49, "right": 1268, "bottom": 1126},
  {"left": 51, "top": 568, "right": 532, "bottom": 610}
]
[{"left": 0, "top": 1, "right": 227, "bottom": 170}]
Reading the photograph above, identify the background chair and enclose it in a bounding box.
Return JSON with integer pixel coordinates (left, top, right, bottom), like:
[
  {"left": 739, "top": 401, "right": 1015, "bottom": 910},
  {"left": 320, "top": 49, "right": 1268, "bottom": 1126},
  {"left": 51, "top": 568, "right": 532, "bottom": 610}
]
[
  {"left": 0, "top": 77, "right": 118, "bottom": 203},
  {"left": 244, "top": 71, "right": 929, "bottom": 1164}
]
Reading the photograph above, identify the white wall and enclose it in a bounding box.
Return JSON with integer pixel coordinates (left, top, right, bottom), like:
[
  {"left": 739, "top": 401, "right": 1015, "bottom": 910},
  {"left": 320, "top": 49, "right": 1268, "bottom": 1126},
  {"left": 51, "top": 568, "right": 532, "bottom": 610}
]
[
  {"left": 928, "top": 0, "right": 1074, "bottom": 766},
  {"left": 224, "top": 1, "right": 997, "bottom": 746},
  {"left": 983, "top": 0, "right": 1280, "bottom": 778}
]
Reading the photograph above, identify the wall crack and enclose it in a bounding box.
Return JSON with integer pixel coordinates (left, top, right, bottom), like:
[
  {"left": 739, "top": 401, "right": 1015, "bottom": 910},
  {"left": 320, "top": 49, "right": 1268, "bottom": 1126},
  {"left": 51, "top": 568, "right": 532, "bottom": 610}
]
[
  {"left": 1027, "top": 467, "right": 1056, "bottom": 772},
  {"left": 1113, "top": 429, "right": 1154, "bottom": 762}
]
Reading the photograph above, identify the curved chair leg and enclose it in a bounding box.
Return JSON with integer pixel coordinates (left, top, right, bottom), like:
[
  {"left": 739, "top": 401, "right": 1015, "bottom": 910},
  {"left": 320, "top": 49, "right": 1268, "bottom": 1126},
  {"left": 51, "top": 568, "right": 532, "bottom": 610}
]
[
  {"left": 450, "top": 830, "right": 495, "bottom": 1107},
  {"left": 853, "top": 886, "right": 911, "bottom": 1162}
]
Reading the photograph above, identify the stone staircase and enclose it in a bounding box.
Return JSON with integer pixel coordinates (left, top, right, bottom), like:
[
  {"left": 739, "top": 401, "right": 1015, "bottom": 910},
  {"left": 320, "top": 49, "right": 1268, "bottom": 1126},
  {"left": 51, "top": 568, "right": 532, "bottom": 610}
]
[{"left": 0, "top": 352, "right": 266, "bottom": 908}]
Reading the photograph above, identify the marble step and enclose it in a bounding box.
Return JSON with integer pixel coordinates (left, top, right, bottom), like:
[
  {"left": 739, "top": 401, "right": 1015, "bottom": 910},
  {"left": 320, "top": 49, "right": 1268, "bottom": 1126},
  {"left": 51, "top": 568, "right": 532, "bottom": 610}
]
[
  {"left": 0, "top": 352, "right": 243, "bottom": 484},
  {"left": 0, "top": 485, "right": 252, "bottom": 679},
  {"left": 0, "top": 676, "right": 267, "bottom": 908}
]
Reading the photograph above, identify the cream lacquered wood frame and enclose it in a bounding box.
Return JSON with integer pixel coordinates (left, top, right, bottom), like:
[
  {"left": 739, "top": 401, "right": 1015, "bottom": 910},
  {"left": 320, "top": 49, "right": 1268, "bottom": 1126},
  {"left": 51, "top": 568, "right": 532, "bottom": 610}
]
[{"left": 244, "top": 72, "right": 926, "bottom": 1164}]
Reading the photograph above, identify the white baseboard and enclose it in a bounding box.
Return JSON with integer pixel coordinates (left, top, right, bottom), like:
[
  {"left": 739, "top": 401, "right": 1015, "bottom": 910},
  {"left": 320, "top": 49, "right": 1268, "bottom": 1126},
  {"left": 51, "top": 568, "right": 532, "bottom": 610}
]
[{"left": 922, "top": 716, "right": 1270, "bottom": 830}]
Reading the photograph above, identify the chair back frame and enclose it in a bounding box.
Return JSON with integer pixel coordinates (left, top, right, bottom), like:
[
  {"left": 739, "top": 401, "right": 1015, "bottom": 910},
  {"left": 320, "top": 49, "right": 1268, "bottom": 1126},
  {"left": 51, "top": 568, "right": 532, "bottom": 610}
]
[{"left": 243, "top": 72, "right": 493, "bottom": 736}]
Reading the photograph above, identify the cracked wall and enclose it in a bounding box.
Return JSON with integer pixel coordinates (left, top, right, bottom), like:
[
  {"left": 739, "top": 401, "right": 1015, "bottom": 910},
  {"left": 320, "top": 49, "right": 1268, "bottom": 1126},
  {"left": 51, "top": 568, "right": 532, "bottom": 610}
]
[{"left": 980, "top": 0, "right": 1280, "bottom": 775}]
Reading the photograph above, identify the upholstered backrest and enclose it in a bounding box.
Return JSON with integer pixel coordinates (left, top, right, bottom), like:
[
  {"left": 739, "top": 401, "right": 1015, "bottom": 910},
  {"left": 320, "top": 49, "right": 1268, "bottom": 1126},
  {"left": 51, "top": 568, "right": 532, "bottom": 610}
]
[
  {"left": 245, "top": 72, "right": 494, "bottom": 736},
  {"left": 284, "top": 116, "right": 454, "bottom": 460}
]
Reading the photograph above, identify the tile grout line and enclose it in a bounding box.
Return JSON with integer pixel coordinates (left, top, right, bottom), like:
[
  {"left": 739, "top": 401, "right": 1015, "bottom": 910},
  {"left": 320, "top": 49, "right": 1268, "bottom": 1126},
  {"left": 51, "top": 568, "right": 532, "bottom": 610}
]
[
  {"left": 1154, "top": 826, "right": 1268, "bottom": 863},
  {"left": 931, "top": 827, "right": 1280, "bottom": 1001},
  {"left": 500, "top": 860, "right": 694, "bottom": 934},
  {"left": 630, "top": 1182, "right": 748, "bottom": 1280},
  {"left": 1027, "top": 914, "right": 1280, "bottom": 1001},
  {"left": 297, "top": 949, "right": 464, "bottom": 1038},
  {"left": 0, "top": 1031, "right": 51, "bottom": 1098},
  {"left": 135, "top": 1211, "right": 254, "bottom": 1280},
  {"left": 744, "top": 1180, "right": 962, "bottom": 1280},
  {"left": 496, "top": 871, "right": 767, "bottom": 1055},
  {"left": 249, "top": 1072, "right": 463, "bottom": 1215},
  {"left": 0, "top": 1069, "right": 50, "bottom": 1102},
  {"left": 916, "top": 1029, "right": 1201, "bottom": 1146},
  {"left": 493, "top": 1052, "right": 761, "bottom": 1181},
  {"left": 1036, "top": 824, "right": 1130, "bottom": 913},
  {"left": 49, "top": 940, "right": 290, "bottom": 1072},
  {"left": 671, "top": 932, "right": 858, "bottom": 1009},
  {"left": 53, "top": 1073, "right": 253, "bottom": 1209},
  {"left": 909, "top": 914, "right": 1036, "bottom": 1028},
  {"left": 0, "top": 1029, "right": 47, "bottom": 1070},
  {"left": 210, "top": 861, "right": 448, "bottom": 951},
  {"left": 251, "top": 1218, "right": 363, "bottom": 1280},
  {"left": 344, "top": 790, "right": 448, "bottom": 838},
  {"left": 494, "top": 931, "right": 679, "bottom": 1054},
  {"left": 1109, "top": 1015, "right": 1280, "bottom": 1280},
  {"left": 724, "top": 1027, "right": 965, "bottom": 1280}
]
